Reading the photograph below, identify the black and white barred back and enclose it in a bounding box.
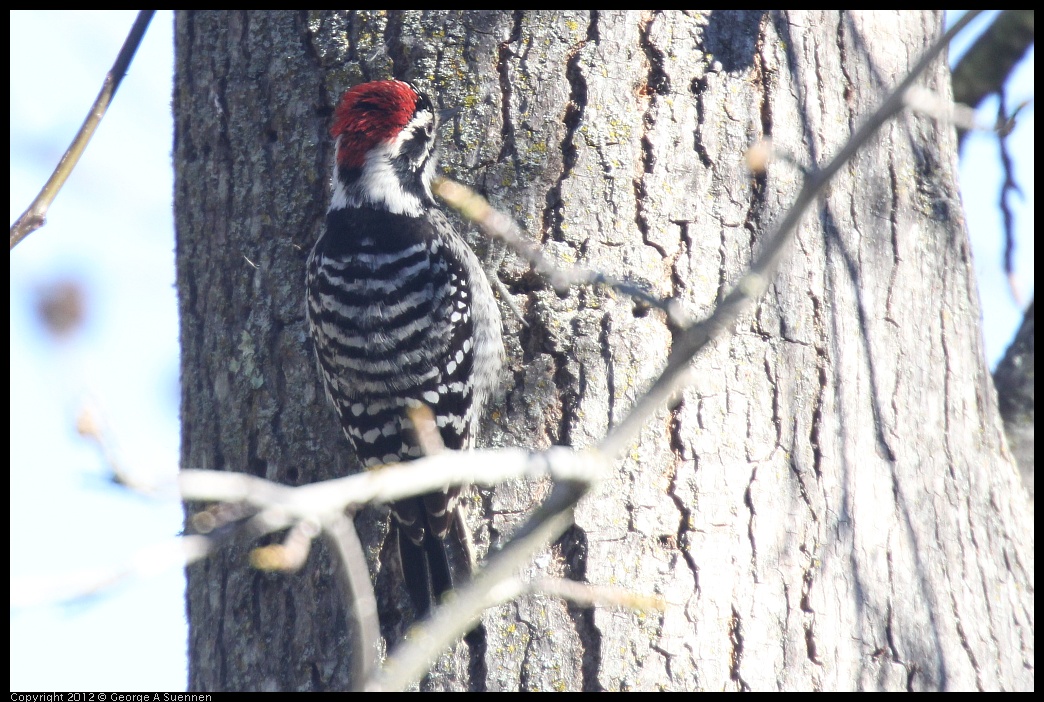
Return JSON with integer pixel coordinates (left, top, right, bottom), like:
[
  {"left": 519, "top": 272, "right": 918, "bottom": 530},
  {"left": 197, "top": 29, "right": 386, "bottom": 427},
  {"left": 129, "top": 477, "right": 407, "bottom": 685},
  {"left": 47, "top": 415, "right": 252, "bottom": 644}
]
[{"left": 305, "top": 80, "right": 502, "bottom": 614}]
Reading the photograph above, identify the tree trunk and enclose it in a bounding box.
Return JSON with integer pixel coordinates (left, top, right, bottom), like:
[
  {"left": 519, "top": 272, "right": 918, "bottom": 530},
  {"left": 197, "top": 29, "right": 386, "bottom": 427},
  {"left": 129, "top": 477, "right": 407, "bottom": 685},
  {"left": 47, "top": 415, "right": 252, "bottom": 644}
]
[{"left": 175, "top": 10, "right": 1033, "bottom": 691}]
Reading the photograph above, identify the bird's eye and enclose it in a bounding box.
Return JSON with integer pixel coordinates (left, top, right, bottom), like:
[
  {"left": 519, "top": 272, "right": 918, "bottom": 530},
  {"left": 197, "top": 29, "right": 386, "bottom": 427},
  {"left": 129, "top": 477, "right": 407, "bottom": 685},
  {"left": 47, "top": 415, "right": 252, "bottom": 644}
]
[{"left": 414, "top": 91, "right": 434, "bottom": 115}]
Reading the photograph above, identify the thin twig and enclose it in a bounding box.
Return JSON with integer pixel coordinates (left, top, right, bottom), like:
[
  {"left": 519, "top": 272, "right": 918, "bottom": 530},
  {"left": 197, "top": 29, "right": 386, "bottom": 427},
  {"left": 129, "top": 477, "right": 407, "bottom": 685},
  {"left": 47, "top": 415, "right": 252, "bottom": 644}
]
[
  {"left": 433, "top": 179, "right": 693, "bottom": 328},
  {"left": 179, "top": 446, "right": 603, "bottom": 518},
  {"left": 995, "top": 92, "right": 1023, "bottom": 304},
  {"left": 76, "top": 399, "right": 169, "bottom": 494},
  {"left": 529, "top": 577, "right": 666, "bottom": 611},
  {"left": 249, "top": 518, "right": 320, "bottom": 571},
  {"left": 325, "top": 513, "right": 382, "bottom": 690},
  {"left": 951, "top": 10, "right": 1035, "bottom": 146},
  {"left": 10, "top": 10, "right": 155, "bottom": 249},
  {"left": 10, "top": 535, "right": 210, "bottom": 608},
  {"left": 407, "top": 404, "right": 445, "bottom": 456},
  {"left": 904, "top": 86, "right": 981, "bottom": 132}
]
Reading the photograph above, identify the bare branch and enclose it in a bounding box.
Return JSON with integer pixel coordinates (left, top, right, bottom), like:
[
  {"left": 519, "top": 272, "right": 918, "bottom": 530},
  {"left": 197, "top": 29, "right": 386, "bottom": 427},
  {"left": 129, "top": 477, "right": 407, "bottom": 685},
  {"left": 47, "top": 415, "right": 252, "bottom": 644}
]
[
  {"left": 904, "top": 86, "right": 982, "bottom": 132},
  {"left": 407, "top": 404, "right": 445, "bottom": 457},
  {"left": 10, "top": 10, "right": 154, "bottom": 249},
  {"left": 529, "top": 577, "right": 666, "bottom": 612},
  {"left": 10, "top": 535, "right": 210, "bottom": 608},
  {"left": 995, "top": 92, "right": 1024, "bottom": 303},
  {"left": 324, "top": 513, "right": 382, "bottom": 690},
  {"left": 249, "top": 518, "right": 320, "bottom": 572},
  {"left": 433, "top": 178, "right": 693, "bottom": 328},
  {"left": 75, "top": 399, "right": 169, "bottom": 495},
  {"left": 179, "top": 449, "right": 605, "bottom": 690},
  {"left": 179, "top": 446, "right": 604, "bottom": 519},
  {"left": 951, "top": 9, "right": 1035, "bottom": 145},
  {"left": 188, "top": 500, "right": 261, "bottom": 535}
]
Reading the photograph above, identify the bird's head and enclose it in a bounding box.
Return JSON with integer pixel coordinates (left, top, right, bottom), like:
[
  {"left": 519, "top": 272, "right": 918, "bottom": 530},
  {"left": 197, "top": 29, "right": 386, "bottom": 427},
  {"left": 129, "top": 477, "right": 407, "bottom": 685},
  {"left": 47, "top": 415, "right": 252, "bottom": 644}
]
[{"left": 329, "top": 80, "right": 442, "bottom": 215}]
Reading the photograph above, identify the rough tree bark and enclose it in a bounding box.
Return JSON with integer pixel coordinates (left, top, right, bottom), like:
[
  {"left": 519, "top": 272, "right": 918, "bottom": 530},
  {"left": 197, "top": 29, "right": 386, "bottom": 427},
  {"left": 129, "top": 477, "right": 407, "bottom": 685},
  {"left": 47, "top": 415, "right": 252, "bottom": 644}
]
[{"left": 175, "top": 10, "right": 1034, "bottom": 691}]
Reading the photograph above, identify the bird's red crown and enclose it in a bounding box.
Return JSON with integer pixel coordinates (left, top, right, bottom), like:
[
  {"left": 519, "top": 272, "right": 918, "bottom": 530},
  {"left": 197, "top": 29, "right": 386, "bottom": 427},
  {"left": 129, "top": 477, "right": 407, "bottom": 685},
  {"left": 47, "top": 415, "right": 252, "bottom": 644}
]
[{"left": 331, "top": 80, "right": 421, "bottom": 170}]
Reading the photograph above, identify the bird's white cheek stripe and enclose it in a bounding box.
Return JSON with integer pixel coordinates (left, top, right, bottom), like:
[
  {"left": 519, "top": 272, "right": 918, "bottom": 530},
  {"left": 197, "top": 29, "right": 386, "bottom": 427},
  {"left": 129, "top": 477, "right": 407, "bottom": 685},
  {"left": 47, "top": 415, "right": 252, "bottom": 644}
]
[{"left": 330, "top": 140, "right": 426, "bottom": 217}]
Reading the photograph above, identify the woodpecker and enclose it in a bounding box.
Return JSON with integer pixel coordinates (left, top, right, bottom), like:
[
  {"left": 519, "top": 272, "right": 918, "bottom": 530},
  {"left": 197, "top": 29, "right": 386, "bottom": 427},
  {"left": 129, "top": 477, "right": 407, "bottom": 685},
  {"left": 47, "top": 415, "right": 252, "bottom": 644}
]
[{"left": 305, "top": 80, "right": 503, "bottom": 615}]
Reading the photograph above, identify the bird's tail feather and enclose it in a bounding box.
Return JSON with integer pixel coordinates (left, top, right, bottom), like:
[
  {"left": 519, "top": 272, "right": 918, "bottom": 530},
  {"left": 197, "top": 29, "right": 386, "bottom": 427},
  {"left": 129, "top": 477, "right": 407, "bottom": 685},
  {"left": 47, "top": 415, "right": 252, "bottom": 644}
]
[{"left": 394, "top": 492, "right": 471, "bottom": 617}]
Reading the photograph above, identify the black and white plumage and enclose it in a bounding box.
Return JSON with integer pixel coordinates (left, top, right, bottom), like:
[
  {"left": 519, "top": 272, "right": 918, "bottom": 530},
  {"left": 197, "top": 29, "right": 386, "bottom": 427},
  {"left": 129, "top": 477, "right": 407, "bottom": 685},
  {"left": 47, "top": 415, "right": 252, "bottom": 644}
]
[{"left": 305, "top": 80, "right": 502, "bottom": 614}]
